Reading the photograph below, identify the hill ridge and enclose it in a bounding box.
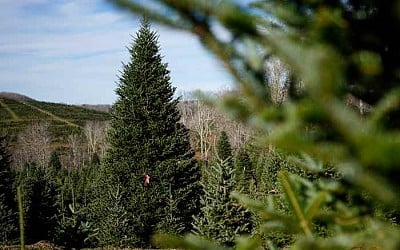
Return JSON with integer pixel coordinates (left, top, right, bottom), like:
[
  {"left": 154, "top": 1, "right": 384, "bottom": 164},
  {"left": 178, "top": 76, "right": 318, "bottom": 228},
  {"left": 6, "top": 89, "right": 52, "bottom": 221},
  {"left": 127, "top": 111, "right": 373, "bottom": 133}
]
[{"left": 0, "top": 92, "right": 34, "bottom": 101}]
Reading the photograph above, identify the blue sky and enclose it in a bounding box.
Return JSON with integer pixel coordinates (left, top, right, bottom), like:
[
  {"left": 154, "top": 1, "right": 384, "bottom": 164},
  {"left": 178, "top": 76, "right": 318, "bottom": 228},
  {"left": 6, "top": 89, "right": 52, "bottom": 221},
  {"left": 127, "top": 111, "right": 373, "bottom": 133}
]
[{"left": 0, "top": 0, "right": 234, "bottom": 104}]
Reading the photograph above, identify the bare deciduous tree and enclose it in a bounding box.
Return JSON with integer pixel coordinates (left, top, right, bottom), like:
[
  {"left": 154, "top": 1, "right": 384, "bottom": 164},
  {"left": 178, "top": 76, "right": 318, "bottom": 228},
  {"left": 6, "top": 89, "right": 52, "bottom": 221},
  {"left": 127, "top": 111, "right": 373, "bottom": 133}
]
[
  {"left": 84, "top": 120, "right": 108, "bottom": 158},
  {"left": 179, "top": 91, "right": 253, "bottom": 162},
  {"left": 266, "top": 57, "right": 289, "bottom": 105},
  {"left": 217, "top": 115, "right": 251, "bottom": 150},
  {"left": 211, "top": 90, "right": 252, "bottom": 151},
  {"left": 65, "top": 133, "right": 82, "bottom": 170},
  {"left": 180, "top": 98, "right": 216, "bottom": 162},
  {"left": 192, "top": 101, "right": 216, "bottom": 162},
  {"left": 13, "top": 121, "right": 52, "bottom": 169},
  {"left": 98, "top": 121, "right": 110, "bottom": 159}
]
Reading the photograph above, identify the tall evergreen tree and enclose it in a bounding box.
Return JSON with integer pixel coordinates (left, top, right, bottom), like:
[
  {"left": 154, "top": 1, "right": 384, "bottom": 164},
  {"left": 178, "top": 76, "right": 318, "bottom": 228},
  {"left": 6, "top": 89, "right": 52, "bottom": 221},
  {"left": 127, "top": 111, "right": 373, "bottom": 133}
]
[
  {"left": 194, "top": 132, "right": 252, "bottom": 246},
  {"left": 54, "top": 165, "right": 98, "bottom": 249},
  {"left": 48, "top": 148, "right": 62, "bottom": 173},
  {"left": 0, "top": 136, "right": 13, "bottom": 201},
  {"left": 0, "top": 136, "right": 17, "bottom": 244},
  {"left": 16, "top": 164, "right": 59, "bottom": 244},
  {"left": 234, "top": 147, "right": 255, "bottom": 194},
  {"left": 216, "top": 131, "right": 233, "bottom": 166},
  {"left": 193, "top": 160, "right": 253, "bottom": 247},
  {"left": 93, "top": 19, "right": 201, "bottom": 248}
]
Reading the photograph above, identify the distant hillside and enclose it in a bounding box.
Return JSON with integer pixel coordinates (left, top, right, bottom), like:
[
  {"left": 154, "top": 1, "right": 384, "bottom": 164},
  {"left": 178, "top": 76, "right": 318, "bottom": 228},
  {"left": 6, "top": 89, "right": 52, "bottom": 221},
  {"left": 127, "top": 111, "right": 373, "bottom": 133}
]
[
  {"left": 0, "top": 92, "right": 34, "bottom": 101},
  {"left": 0, "top": 93, "right": 111, "bottom": 140},
  {"left": 81, "top": 104, "right": 111, "bottom": 112}
]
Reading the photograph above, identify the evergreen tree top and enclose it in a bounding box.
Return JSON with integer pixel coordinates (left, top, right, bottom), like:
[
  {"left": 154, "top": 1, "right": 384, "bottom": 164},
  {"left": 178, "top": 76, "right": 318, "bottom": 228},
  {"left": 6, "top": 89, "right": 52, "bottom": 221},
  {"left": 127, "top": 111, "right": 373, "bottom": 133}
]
[
  {"left": 216, "top": 131, "right": 233, "bottom": 164},
  {"left": 111, "top": 18, "right": 181, "bottom": 136},
  {"left": 128, "top": 18, "right": 160, "bottom": 60}
]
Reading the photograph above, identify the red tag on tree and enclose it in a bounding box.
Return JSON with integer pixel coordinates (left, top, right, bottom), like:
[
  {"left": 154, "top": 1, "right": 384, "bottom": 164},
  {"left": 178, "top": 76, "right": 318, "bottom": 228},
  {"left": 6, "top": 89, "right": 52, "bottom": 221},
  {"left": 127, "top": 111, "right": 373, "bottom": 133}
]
[{"left": 144, "top": 174, "right": 150, "bottom": 185}]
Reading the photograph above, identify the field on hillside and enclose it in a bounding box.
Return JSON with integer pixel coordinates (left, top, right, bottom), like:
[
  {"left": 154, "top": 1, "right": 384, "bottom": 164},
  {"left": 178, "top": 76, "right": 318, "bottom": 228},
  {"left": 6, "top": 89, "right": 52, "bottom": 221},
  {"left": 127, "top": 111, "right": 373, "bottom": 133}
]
[{"left": 0, "top": 95, "right": 111, "bottom": 141}]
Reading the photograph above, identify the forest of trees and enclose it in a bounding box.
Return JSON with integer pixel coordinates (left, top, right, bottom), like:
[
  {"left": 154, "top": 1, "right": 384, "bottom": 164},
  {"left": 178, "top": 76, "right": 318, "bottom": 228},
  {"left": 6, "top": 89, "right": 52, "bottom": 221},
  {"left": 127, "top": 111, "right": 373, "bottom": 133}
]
[{"left": 1, "top": 0, "right": 400, "bottom": 249}]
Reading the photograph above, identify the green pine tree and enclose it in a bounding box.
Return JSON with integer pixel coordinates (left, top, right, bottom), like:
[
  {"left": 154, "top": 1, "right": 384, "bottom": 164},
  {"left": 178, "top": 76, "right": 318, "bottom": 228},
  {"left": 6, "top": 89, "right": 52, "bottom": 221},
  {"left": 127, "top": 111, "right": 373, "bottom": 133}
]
[
  {"left": 0, "top": 136, "right": 17, "bottom": 244},
  {"left": 90, "top": 152, "right": 100, "bottom": 166},
  {"left": 216, "top": 131, "right": 233, "bottom": 166},
  {"left": 0, "top": 197, "right": 16, "bottom": 244},
  {"left": 93, "top": 18, "right": 201, "bottom": 248},
  {"left": 193, "top": 160, "right": 253, "bottom": 247},
  {"left": 54, "top": 165, "right": 100, "bottom": 249},
  {"left": 234, "top": 147, "right": 255, "bottom": 194},
  {"left": 16, "top": 164, "right": 59, "bottom": 244},
  {"left": 48, "top": 148, "right": 63, "bottom": 173}
]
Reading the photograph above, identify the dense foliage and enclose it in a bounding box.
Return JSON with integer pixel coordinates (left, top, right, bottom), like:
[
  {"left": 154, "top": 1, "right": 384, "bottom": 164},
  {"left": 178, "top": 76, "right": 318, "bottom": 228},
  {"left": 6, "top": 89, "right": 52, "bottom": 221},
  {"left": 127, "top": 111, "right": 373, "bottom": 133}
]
[
  {"left": 0, "top": 136, "right": 17, "bottom": 244},
  {"left": 109, "top": 0, "right": 400, "bottom": 249}
]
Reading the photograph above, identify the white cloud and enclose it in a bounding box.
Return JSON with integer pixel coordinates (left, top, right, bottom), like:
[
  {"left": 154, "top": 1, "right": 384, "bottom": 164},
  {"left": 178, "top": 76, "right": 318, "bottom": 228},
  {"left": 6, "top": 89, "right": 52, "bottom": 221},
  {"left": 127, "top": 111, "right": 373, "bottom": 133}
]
[{"left": 0, "top": 0, "right": 231, "bottom": 104}]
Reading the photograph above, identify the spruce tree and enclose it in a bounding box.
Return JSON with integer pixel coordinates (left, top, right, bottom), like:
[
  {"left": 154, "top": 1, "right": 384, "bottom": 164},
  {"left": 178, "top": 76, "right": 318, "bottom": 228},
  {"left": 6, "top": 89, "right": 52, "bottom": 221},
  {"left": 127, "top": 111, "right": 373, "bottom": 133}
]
[
  {"left": 0, "top": 136, "right": 17, "bottom": 244},
  {"left": 90, "top": 152, "right": 100, "bottom": 166},
  {"left": 48, "top": 148, "right": 62, "bottom": 172},
  {"left": 193, "top": 160, "right": 253, "bottom": 247},
  {"left": 54, "top": 165, "right": 98, "bottom": 249},
  {"left": 194, "top": 131, "right": 251, "bottom": 246},
  {"left": 0, "top": 136, "right": 13, "bottom": 202},
  {"left": 235, "top": 148, "right": 255, "bottom": 194},
  {"left": 94, "top": 19, "right": 201, "bottom": 247},
  {"left": 216, "top": 131, "right": 233, "bottom": 166},
  {"left": 16, "top": 164, "right": 59, "bottom": 244}
]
